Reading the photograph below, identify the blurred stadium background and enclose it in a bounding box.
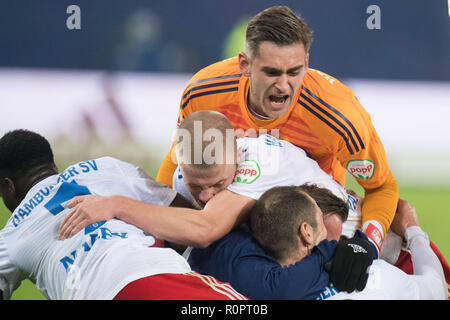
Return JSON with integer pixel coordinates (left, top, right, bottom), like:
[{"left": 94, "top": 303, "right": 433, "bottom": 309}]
[{"left": 0, "top": 0, "right": 449, "bottom": 299}]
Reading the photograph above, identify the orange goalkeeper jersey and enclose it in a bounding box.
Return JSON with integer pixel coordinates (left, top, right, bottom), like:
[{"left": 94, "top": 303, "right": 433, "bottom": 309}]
[{"left": 157, "top": 56, "right": 398, "bottom": 236}]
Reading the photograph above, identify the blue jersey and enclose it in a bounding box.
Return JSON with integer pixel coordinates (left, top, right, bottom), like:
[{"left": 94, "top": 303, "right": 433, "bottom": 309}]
[{"left": 188, "top": 223, "right": 337, "bottom": 300}]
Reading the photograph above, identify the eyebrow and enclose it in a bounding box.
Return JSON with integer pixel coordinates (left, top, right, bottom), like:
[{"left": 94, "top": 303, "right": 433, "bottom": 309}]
[
  {"left": 261, "top": 65, "right": 304, "bottom": 74},
  {"left": 188, "top": 179, "right": 226, "bottom": 189}
]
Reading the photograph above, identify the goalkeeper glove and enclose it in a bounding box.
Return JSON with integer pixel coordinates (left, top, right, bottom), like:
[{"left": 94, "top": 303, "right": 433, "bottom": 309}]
[{"left": 325, "top": 236, "right": 374, "bottom": 292}]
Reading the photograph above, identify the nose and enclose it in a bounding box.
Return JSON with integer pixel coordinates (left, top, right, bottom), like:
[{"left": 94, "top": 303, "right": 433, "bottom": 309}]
[
  {"left": 274, "top": 74, "right": 289, "bottom": 93},
  {"left": 198, "top": 188, "right": 216, "bottom": 204}
]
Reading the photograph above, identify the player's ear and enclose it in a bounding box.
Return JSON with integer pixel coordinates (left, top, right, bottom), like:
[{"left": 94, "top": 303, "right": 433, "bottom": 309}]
[
  {"left": 299, "top": 222, "right": 314, "bottom": 247},
  {"left": 0, "top": 177, "right": 18, "bottom": 212},
  {"left": 0, "top": 177, "right": 16, "bottom": 196},
  {"left": 238, "top": 52, "right": 251, "bottom": 77}
]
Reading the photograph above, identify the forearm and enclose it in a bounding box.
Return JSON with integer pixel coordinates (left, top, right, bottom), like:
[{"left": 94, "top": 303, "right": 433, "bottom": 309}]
[
  {"left": 362, "top": 170, "right": 399, "bottom": 249},
  {"left": 405, "top": 226, "right": 447, "bottom": 299},
  {"left": 113, "top": 195, "right": 214, "bottom": 247},
  {"left": 113, "top": 190, "right": 253, "bottom": 248}
]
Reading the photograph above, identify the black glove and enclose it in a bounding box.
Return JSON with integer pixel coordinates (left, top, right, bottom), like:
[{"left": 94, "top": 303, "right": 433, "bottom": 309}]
[{"left": 325, "top": 237, "right": 373, "bottom": 292}]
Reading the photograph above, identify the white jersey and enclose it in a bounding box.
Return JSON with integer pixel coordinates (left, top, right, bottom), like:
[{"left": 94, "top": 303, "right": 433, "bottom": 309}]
[
  {"left": 0, "top": 157, "right": 191, "bottom": 300},
  {"left": 173, "top": 134, "right": 361, "bottom": 237},
  {"left": 317, "top": 226, "right": 448, "bottom": 300}
]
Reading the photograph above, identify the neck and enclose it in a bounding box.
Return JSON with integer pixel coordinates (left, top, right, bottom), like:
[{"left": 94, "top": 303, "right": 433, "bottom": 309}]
[
  {"left": 247, "top": 93, "right": 272, "bottom": 120},
  {"left": 12, "top": 164, "right": 58, "bottom": 210},
  {"left": 25, "top": 164, "right": 58, "bottom": 190},
  {"left": 248, "top": 104, "right": 272, "bottom": 120}
]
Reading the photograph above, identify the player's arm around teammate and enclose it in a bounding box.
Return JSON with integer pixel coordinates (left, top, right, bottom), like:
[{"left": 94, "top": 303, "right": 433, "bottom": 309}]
[
  {"left": 59, "top": 189, "right": 254, "bottom": 248},
  {"left": 389, "top": 199, "right": 448, "bottom": 299}
]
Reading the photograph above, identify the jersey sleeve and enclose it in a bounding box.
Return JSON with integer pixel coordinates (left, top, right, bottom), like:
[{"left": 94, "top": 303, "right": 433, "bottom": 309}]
[
  {"left": 0, "top": 234, "right": 25, "bottom": 300},
  {"left": 307, "top": 88, "right": 391, "bottom": 189},
  {"left": 335, "top": 94, "right": 399, "bottom": 244},
  {"left": 301, "top": 77, "right": 399, "bottom": 241},
  {"left": 156, "top": 66, "right": 208, "bottom": 187},
  {"left": 226, "top": 159, "right": 271, "bottom": 200},
  {"left": 157, "top": 58, "right": 242, "bottom": 186},
  {"left": 227, "top": 135, "right": 347, "bottom": 201},
  {"left": 226, "top": 139, "right": 287, "bottom": 200},
  {"left": 156, "top": 79, "right": 195, "bottom": 187},
  {"left": 156, "top": 142, "right": 178, "bottom": 187},
  {"left": 405, "top": 226, "right": 448, "bottom": 299},
  {"left": 301, "top": 73, "right": 394, "bottom": 188},
  {"left": 334, "top": 95, "right": 399, "bottom": 246}
]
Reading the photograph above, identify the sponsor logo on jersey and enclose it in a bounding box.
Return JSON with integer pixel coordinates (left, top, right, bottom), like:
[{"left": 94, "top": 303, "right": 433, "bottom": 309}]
[
  {"left": 346, "top": 159, "right": 375, "bottom": 180},
  {"left": 264, "top": 134, "right": 283, "bottom": 147},
  {"left": 234, "top": 160, "right": 261, "bottom": 184}
]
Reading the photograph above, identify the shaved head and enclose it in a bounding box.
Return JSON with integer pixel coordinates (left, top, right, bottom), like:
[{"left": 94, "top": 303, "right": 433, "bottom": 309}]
[{"left": 174, "top": 111, "right": 238, "bottom": 170}]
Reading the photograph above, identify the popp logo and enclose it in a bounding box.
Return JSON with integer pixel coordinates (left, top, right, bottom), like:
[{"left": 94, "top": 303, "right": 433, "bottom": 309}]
[
  {"left": 346, "top": 159, "right": 375, "bottom": 180},
  {"left": 234, "top": 160, "right": 261, "bottom": 184}
]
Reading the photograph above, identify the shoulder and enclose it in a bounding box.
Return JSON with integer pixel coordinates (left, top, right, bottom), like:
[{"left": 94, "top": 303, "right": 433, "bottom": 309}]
[
  {"left": 302, "top": 68, "right": 356, "bottom": 100},
  {"left": 298, "top": 68, "right": 372, "bottom": 152},
  {"left": 189, "top": 57, "right": 241, "bottom": 81},
  {"left": 189, "top": 224, "right": 260, "bottom": 264},
  {"left": 183, "top": 57, "right": 241, "bottom": 93},
  {"left": 300, "top": 68, "right": 372, "bottom": 123},
  {"left": 91, "top": 157, "right": 142, "bottom": 175},
  {"left": 300, "top": 68, "right": 367, "bottom": 118},
  {"left": 218, "top": 224, "right": 277, "bottom": 262},
  {"left": 180, "top": 57, "right": 242, "bottom": 112},
  {"left": 93, "top": 156, "right": 128, "bottom": 167}
]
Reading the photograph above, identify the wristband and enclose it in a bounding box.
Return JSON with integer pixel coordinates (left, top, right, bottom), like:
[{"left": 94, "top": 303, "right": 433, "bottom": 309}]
[{"left": 362, "top": 220, "right": 384, "bottom": 254}]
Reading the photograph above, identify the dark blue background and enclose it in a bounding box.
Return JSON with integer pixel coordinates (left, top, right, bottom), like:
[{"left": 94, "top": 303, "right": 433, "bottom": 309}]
[{"left": 1, "top": 0, "right": 449, "bottom": 80}]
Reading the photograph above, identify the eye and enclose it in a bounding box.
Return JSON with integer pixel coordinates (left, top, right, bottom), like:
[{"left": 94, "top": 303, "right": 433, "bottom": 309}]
[
  {"left": 188, "top": 185, "right": 201, "bottom": 192},
  {"left": 262, "top": 68, "right": 281, "bottom": 77},
  {"left": 265, "top": 71, "right": 279, "bottom": 77},
  {"left": 213, "top": 180, "right": 226, "bottom": 189}
]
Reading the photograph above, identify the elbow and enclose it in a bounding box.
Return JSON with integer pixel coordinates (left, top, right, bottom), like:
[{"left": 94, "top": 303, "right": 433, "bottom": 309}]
[
  {"left": 193, "top": 237, "right": 213, "bottom": 249},
  {"left": 188, "top": 219, "right": 221, "bottom": 249}
]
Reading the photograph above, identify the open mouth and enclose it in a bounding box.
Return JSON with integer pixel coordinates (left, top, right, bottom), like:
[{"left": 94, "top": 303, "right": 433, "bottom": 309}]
[{"left": 269, "top": 95, "right": 289, "bottom": 108}]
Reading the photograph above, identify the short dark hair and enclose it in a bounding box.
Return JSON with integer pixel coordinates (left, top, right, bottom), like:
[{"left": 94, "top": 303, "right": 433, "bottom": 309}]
[
  {"left": 250, "top": 185, "right": 317, "bottom": 262},
  {"left": 0, "top": 129, "right": 55, "bottom": 179},
  {"left": 245, "top": 6, "right": 314, "bottom": 57},
  {"left": 297, "top": 184, "right": 349, "bottom": 223}
]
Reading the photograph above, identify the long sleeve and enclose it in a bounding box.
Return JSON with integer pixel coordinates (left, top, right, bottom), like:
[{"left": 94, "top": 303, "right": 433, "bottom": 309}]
[
  {"left": 156, "top": 143, "right": 177, "bottom": 187},
  {"left": 361, "top": 170, "right": 399, "bottom": 249},
  {"left": 405, "top": 226, "right": 448, "bottom": 300},
  {"left": 188, "top": 225, "right": 337, "bottom": 300},
  {"left": 362, "top": 170, "right": 399, "bottom": 231}
]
